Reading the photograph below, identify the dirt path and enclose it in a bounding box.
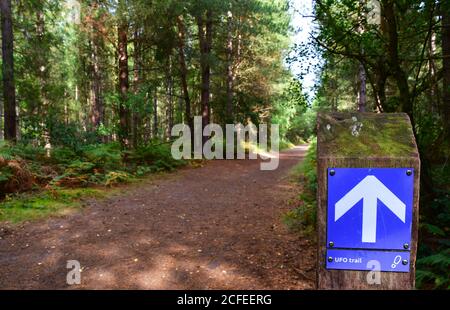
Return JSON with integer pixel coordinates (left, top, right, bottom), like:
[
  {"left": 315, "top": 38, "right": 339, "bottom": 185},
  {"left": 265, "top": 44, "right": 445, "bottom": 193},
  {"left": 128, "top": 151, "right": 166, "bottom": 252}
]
[{"left": 0, "top": 146, "right": 315, "bottom": 289}]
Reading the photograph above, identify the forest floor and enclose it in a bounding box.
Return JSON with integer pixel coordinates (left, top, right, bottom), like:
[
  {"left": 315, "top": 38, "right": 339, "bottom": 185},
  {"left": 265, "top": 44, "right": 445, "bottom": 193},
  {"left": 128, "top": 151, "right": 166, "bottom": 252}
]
[{"left": 0, "top": 145, "right": 315, "bottom": 289}]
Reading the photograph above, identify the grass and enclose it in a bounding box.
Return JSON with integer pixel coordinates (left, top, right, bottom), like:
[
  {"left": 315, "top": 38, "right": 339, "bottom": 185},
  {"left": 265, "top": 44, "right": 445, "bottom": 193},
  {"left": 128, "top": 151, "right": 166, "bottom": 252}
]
[
  {"left": 0, "top": 140, "right": 188, "bottom": 224},
  {"left": 0, "top": 188, "right": 106, "bottom": 223},
  {"left": 279, "top": 139, "right": 296, "bottom": 151},
  {"left": 0, "top": 158, "right": 193, "bottom": 224},
  {"left": 282, "top": 141, "right": 317, "bottom": 236}
]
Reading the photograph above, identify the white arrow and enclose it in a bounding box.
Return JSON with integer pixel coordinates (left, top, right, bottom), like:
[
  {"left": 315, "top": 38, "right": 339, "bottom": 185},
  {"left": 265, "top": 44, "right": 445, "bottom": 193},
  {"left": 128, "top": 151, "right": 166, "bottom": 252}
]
[{"left": 335, "top": 175, "right": 405, "bottom": 243}]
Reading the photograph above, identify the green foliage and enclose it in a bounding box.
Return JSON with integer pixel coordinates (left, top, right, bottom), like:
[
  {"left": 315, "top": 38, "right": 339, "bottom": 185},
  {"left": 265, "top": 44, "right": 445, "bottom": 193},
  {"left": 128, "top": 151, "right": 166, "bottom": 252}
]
[
  {"left": 0, "top": 166, "right": 13, "bottom": 183},
  {"left": 131, "top": 142, "right": 186, "bottom": 172},
  {"left": 283, "top": 192, "right": 316, "bottom": 235},
  {"left": 104, "top": 171, "right": 133, "bottom": 187},
  {"left": 81, "top": 143, "right": 123, "bottom": 170},
  {"left": 48, "top": 119, "right": 98, "bottom": 151},
  {"left": 9, "top": 143, "right": 46, "bottom": 161},
  {"left": 50, "top": 147, "right": 77, "bottom": 164},
  {"left": 283, "top": 140, "right": 317, "bottom": 235},
  {"left": 0, "top": 141, "right": 15, "bottom": 160},
  {"left": 66, "top": 160, "right": 96, "bottom": 174},
  {"left": 0, "top": 188, "right": 105, "bottom": 223},
  {"left": 273, "top": 78, "right": 314, "bottom": 144},
  {"left": 279, "top": 139, "right": 295, "bottom": 150},
  {"left": 416, "top": 249, "right": 450, "bottom": 289},
  {"left": 0, "top": 138, "right": 188, "bottom": 223},
  {"left": 298, "top": 139, "right": 317, "bottom": 194},
  {"left": 416, "top": 169, "right": 450, "bottom": 289},
  {"left": 304, "top": 0, "right": 450, "bottom": 289}
]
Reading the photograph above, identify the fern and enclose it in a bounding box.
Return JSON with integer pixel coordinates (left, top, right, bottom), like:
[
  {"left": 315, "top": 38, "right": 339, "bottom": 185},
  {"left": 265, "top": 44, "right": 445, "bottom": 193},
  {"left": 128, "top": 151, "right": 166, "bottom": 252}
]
[
  {"left": 416, "top": 249, "right": 450, "bottom": 289},
  {"left": 81, "top": 143, "right": 122, "bottom": 169},
  {"left": 420, "top": 223, "right": 446, "bottom": 237},
  {"left": 0, "top": 141, "right": 15, "bottom": 161},
  {"left": 104, "top": 171, "right": 132, "bottom": 186},
  {"left": 417, "top": 250, "right": 450, "bottom": 268}
]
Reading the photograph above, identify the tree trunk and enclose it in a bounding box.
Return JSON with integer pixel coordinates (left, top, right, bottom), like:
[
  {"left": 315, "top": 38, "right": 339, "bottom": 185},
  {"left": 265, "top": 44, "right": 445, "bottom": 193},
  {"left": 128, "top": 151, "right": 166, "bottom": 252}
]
[
  {"left": 442, "top": 2, "right": 450, "bottom": 135},
  {"left": 357, "top": 1, "right": 366, "bottom": 112},
  {"left": 36, "top": 9, "right": 51, "bottom": 154},
  {"left": 428, "top": 31, "right": 438, "bottom": 114},
  {"left": 226, "top": 10, "right": 234, "bottom": 122},
  {"left": 1, "top": 0, "right": 17, "bottom": 141},
  {"left": 90, "top": 40, "right": 103, "bottom": 129},
  {"left": 90, "top": 2, "right": 103, "bottom": 131},
  {"left": 176, "top": 16, "right": 193, "bottom": 131},
  {"left": 118, "top": 19, "right": 130, "bottom": 147},
  {"left": 132, "top": 28, "right": 141, "bottom": 148},
  {"left": 197, "top": 10, "right": 213, "bottom": 144},
  {"left": 376, "top": 73, "right": 387, "bottom": 111},
  {"left": 382, "top": 0, "right": 413, "bottom": 119},
  {"left": 166, "top": 55, "right": 174, "bottom": 139},
  {"left": 153, "top": 90, "right": 158, "bottom": 139},
  {"left": 358, "top": 63, "right": 367, "bottom": 112}
]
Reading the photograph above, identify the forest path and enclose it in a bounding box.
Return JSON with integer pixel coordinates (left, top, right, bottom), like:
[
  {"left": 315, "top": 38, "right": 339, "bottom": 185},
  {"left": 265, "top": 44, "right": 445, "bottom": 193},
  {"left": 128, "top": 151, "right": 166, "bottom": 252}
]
[{"left": 0, "top": 145, "right": 315, "bottom": 289}]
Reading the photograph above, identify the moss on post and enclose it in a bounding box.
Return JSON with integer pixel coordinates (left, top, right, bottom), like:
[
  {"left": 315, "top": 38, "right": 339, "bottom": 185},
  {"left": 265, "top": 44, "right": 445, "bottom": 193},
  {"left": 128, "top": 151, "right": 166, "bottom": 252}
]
[{"left": 317, "top": 112, "right": 418, "bottom": 159}]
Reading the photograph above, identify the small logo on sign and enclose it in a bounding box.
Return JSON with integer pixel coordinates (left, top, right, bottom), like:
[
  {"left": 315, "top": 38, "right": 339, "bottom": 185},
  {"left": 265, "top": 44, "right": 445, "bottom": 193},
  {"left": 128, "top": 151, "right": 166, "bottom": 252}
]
[{"left": 391, "top": 255, "right": 402, "bottom": 269}]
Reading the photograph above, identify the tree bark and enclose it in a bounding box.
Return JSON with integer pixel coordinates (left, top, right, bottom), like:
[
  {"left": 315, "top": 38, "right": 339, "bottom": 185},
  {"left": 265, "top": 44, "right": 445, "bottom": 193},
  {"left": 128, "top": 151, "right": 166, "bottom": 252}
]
[
  {"left": 132, "top": 27, "right": 141, "bottom": 148},
  {"left": 358, "top": 63, "right": 367, "bottom": 112},
  {"left": 1, "top": 0, "right": 17, "bottom": 141},
  {"left": 89, "top": 1, "right": 104, "bottom": 131},
  {"left": 176, "top": 15, "right": 193, "bottom": 131},
  {"left": 118, "top": 18, "right": 130, "bottom": 147},
  {"left": 197, "top": 10, "right": 213, "bottom": 143},
  {"left": 442, "top": 2, "right": 450, "bottom": 135},
  {"left": 166, "top": 55, "right": 174, "bottom": 139},
  {"left": 428, "top": 31, "right": 438, "bottom": 114},
  {"left": 382, "top": 0, "right": 413, "bottom": 119},
  {"left": 376, "top": 72, "right": 387, "bottom": 111},
  {"left": 357, "top": 1, "right": 366, "bottom": 112},
  {"left": 153, "top": 90, "right": 158, "bottom": 139},
  {"left": 226, "top": 10, "right": 234, "bottom": 122}
]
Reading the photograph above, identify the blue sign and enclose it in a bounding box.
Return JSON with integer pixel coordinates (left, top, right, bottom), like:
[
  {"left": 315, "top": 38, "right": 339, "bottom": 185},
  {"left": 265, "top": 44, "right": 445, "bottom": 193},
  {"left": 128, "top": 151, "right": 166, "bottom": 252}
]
[
  {"left": 326, "top": 249, "right": 410, "bottom": 272},
  {"left": 327, "top": 168, "right": 413, "bottom": 250}
]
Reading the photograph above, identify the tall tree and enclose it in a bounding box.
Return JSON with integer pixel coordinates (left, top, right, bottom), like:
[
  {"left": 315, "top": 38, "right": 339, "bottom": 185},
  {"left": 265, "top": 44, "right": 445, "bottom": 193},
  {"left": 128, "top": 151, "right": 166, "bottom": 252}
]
[
  {"left": 176, "top": 15, "right": 193, "bottom": 131},
  {"left": 117, "top": 0, "right": 130, "bottom": 147},
  {"left": 226, "top": 9, "right": 234, "bottom": 122},
  {"left": 196, "top": 9, "right": 213, "bottom": 140},
  {"left": 357, "top": 0, "right": 366, "bottom": 112},
  {"left": 442, "top": 1, "right": 450, "bottom": 136},
  {"left": 381, "top": 0, "right": 412, "bottom": 117},
  {"left": 0, "top": 0, "right": 16, "bottom": 141},
  {"left": 88, "top": 1, "right": 104, "bottom": 131}
]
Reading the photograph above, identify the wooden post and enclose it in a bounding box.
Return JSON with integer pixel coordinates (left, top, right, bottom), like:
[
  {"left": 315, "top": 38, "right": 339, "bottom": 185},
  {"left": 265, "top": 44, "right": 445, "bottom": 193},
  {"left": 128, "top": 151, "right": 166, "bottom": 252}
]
[{"left": 316, "top": 112, "right": 420, "bottom": 289}]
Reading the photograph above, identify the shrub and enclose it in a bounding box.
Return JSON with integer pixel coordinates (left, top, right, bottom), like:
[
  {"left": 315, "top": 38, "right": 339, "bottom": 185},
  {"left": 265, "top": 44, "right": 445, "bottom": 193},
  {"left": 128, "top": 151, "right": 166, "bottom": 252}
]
[
  {"left": 131, "top": 142, "right": 185, "bottom": 171},
  {"left": 0, "top": 159, "right": 34, "bottom": 196},
  {"left": 81, "top": 143, "right": 122, "bottom": 170},
  {"left": 283, "top": 139, "right": 317, "bottom": 235},
  {"left": 416, "top": 249, "right": 450, "bottom": 289},
  {"left": 51, "top": 147, "right": 77, "bottom": 164},
  {"left": 104, "top": 171, "right": 133, "bottom": 186}
]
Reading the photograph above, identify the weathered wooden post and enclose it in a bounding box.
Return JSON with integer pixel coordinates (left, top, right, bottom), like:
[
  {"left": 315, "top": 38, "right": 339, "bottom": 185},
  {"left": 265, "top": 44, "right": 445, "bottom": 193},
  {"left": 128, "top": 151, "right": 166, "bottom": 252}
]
[{"left": 316, "top": 112, "right": 420, "bottom": 289}]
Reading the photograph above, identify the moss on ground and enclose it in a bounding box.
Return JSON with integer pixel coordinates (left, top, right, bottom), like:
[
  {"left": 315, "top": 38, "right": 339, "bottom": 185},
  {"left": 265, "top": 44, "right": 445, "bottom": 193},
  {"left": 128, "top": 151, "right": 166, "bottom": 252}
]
[{"left": 0, "top": 188, "right": 105, "bottom": 223}]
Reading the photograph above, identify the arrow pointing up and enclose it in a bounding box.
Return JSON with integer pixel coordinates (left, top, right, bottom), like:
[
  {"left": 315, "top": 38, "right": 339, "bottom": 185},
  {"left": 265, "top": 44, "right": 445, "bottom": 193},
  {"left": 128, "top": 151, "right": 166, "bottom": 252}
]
[{"left": 335, "top": 175, "right": 406, "bottom": 243}]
